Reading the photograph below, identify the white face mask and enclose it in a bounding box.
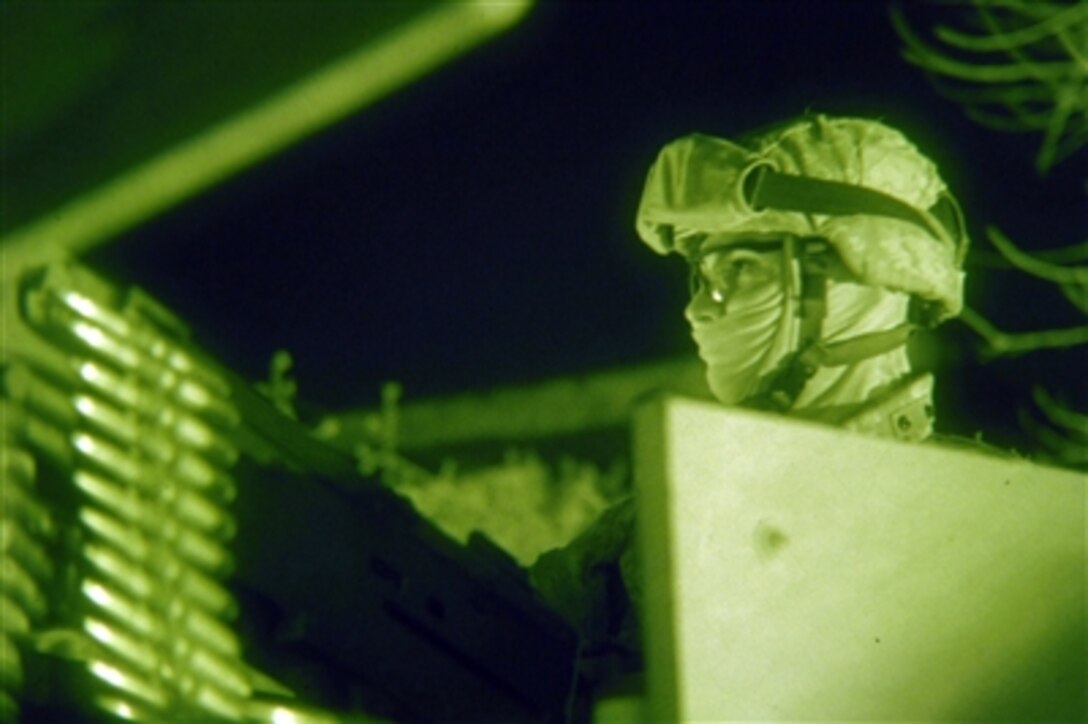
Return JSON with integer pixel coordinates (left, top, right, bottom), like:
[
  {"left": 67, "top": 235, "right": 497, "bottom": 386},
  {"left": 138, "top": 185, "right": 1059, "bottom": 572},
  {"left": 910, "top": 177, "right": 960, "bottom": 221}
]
[{"left": 685, "top": 246, "right": 798, "bottom": 405}]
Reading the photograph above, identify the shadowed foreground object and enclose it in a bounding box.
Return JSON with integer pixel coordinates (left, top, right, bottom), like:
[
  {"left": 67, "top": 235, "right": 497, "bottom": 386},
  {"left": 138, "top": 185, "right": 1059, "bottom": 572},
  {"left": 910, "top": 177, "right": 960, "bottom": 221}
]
[
  {"left": 2, "top": 263, "right": 257, "bottom": 720},
  {"left": 1, "top": 260, "right": 576, "bottom": 722},
  {"left": 1, "top": 0, "right": 533, "bottom": 269}
]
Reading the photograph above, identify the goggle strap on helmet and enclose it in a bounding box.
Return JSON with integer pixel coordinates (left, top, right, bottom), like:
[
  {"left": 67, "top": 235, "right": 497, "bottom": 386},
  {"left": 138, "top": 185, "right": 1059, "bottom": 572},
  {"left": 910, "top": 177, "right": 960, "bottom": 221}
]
[{"left": 745, "top": 166, "right": 955, "bottom": 245}]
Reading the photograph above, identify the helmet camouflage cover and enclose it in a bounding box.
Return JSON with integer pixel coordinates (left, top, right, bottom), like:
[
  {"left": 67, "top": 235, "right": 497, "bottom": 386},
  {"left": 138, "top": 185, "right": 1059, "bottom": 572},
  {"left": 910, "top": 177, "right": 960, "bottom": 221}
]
[{"left": 635, "top": 115, "right": 968, "bottom": 320}]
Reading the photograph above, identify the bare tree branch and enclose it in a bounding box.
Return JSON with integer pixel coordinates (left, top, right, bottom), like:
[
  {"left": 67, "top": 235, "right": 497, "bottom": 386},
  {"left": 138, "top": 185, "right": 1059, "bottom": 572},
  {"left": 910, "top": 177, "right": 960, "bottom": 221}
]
[
  {"left": 958, "top": 306, "right": 1088, "bottom": 358},
  {"left": 1032, "top": 386, "right": 1088, "bottom": 437},
  {"left": 1059, "top": 281, "right": 1088, "bottom": 314},
  {"left": 934, "top": 3, "right": 1088, "bottom": 52},
  {"left": 1018, "top": 407, "right": 1088, "bottom": 464},
  {"left": 890, "top": 0, "right": 1087, "bottom": 173},
  {"left": 900, "top": 47, "right": 1075, "bottom": 83},
  {"left": 986, "top": 226, "right": 1088, "bottom": 284},
  {"left": 973, "top": 241, "right": 1088, "bottom": 266}
]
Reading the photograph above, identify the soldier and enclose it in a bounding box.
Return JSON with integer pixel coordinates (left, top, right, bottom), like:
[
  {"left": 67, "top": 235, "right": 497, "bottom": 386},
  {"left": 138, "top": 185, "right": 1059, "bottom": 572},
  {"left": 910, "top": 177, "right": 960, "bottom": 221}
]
[
  {"left": 635, "top": 113, "right": 969, "bottom": 439},
  {"left": 532, "top": 113, "right": 970, "bottom": 699}
]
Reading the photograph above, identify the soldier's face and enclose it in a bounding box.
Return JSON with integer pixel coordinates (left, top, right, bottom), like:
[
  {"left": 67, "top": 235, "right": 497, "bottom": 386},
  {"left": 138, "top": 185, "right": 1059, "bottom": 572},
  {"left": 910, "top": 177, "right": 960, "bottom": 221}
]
[{"left": 684, "top": 234, "right": 789, "bottom": 323}]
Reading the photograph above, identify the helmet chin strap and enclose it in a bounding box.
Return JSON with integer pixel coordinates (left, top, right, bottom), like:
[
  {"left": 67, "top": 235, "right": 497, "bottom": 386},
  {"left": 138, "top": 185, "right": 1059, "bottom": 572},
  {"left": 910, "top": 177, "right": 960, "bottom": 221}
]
[{"left": 744, "top": 237, "right": 917, "bottom": 412}]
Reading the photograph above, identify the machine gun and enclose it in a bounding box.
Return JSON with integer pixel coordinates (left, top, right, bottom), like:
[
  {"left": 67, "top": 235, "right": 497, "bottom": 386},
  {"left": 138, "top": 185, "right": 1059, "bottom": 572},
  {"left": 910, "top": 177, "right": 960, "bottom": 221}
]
[{"left": 1, "top": 259, "right": 578, "bottom": 722}]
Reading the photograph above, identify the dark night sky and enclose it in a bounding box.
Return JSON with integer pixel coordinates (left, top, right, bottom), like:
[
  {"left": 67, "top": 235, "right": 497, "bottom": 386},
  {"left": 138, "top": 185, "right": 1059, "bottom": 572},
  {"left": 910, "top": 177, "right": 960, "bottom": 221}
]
[{"left": 85, "top": 1, "right": 1085, "bottom": 448}]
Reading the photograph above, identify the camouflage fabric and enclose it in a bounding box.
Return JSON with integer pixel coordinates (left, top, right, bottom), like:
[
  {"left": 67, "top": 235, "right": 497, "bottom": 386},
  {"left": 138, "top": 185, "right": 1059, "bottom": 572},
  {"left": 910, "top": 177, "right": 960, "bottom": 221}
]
[{"left": 636, "top": 115, "right": 968, "bottom": 320}]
